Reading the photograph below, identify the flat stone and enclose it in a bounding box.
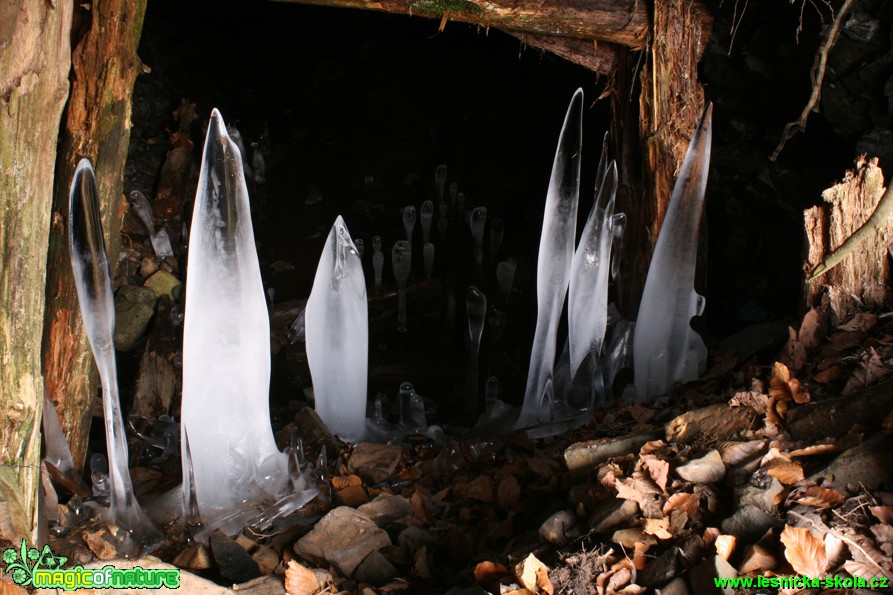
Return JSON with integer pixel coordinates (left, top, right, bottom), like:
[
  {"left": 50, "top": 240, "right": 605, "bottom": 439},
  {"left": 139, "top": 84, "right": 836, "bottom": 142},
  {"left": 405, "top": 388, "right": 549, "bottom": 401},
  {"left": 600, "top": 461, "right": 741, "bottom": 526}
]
[
  {"left": 140, "top": 256, "right": 159, "bottom": 278},
  {"left": 294, "top": 506, "right": 391, "bottom": 577},
  {"left": 638, "top": 547, "right": 680, "bottom": 588},
  {"left": 538, "top": 510, "right": 578, "bottom": 546},
  {"left": 734, "top": 476, "right": 785, "bottom": 513},
  {"left": 611, "top": 527, "right": 657, "bottom": 549},
  {"left": 809, "top": 433, "right": 893, "bottom": 490},
  {"left": 358, "top": 493, "right": 413, "bottom": 527},
  {"left": 353, "top": 549, "right": 398, "bottom": 586},
  {"left": 656, "top": 577, "right": 690, "bottom": 595},
  {"left": 675, "top": 450, "right": 725, "bottom": 484},
  {"left": 564, "top": 432, "right": 661, "bottom": 479},
  {"left": 113, "top": 285, "right": 157, "bottom": 351},
  {"left": 589, "top": 498, "right": 639, "bottom": 533},
  {"left": 348, "top": 443, "right": 402, "bottom": 485},
  {"left": 720, "top": 505, "right": 778, "bottom": 543},
  {"left": 144, "top": 269, "right": 182, "bottom": 300},
  {"left": 688, "top": 555, "right": 737, "bottom": 595},
  {"left": 209, "top": 530, "right": 261, "bottom": 584},
  {"left": 665, "top": 404, "right": 757, "bottom": 444}
]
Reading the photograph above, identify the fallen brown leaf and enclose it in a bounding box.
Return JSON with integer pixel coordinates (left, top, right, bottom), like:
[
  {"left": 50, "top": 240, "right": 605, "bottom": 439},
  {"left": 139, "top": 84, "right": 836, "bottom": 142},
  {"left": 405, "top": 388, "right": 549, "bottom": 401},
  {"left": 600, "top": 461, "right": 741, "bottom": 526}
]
[
  {"left": 640, "top": 439, "right": 668, "bottom": 455},
  {"left": 515, "top": 553, "right": 554, "bottom": 595},
  {"left": 663, "top": 492, "right": 700, "bottom": 517},
  {"left": 331, "top": 474, "right": 362, "bottom": 490},
  {"left": 843, "top": 347, "right": 891, "bottom": 395},
  {"left": 764, "top": 460, "right": 805, "bottom": 485},
  {"left": 632, "top": 542, "right": 649, "bottom": 571},
  {"left": 780, "top": 525, "right": 829, "bottom": 576},
  {"left": 738, "top": 543, "right": 777, "bottom": 574},
  {"left": 729, "top": 390, "right": 769, "bottom": 414},
  {"left": 641, "top": 455, "right": 670, "bottom": 492},
  {"left": 814, "top": 365, "right": 842, "bottom": 384},
  {"left": 717, "top": 440, "right": 767, "bottom": 466},
  {"left": 643, "top": 517, "right": 673, "bottom": 540},
  {"left": 869, "top": 505, "right": 893, "bottom": 525},
  {"left": 474, "top": 561, "right": 509, "bottom": 585},
  {"left": 715, "top": 534, "right": 736, "bottom": 561},
  {"left": 843, "top": 560, "right": 892, "bottom": 582},
  {"left": 787, "top": 442, "right": 841, "bottom": 457},
  {"left": 838, "top": 312, "right": 877, "bottom": 332},
  {"left": 782, "top": 307, "right": 821, "bottom": 372},
  {"left": 795, "top": 486, "right": 846, "bottom": 508},
  {"left": 770, "top": 361, "right": 810, "bottom": 404},
  {"left": 497, "top": 474, "right": 521, "bottom": 511},
  {"left": 285, "top": 560, "right": 320, "bottom": 595},
  {"left": 466, "top": 475, "right": 495, "bottom": 502},
  {"left": 606, "top": 566, "right": 632, "bottom": 592}
]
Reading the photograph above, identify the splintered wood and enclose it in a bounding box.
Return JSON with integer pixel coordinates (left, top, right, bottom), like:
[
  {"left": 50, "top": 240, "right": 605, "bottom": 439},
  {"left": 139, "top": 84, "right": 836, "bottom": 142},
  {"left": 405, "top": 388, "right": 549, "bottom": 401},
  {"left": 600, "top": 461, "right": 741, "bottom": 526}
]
[{"left": 804, "top": 157, "right": 892, "bottom": 318}]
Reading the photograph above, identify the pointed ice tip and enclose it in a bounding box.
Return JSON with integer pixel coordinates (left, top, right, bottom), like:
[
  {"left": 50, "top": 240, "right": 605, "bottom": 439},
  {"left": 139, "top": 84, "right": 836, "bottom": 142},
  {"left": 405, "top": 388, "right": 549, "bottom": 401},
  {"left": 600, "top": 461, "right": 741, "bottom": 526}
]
[{"left": 75, "top": 157, "right": 94, "bottom": 176}]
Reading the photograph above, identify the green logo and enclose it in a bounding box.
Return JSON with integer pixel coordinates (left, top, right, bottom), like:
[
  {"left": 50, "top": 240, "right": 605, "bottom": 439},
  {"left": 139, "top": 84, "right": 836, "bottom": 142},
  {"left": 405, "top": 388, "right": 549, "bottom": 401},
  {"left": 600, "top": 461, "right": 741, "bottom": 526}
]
[{"left": 3, "top": 540, "right": 180, "bottom": 590}]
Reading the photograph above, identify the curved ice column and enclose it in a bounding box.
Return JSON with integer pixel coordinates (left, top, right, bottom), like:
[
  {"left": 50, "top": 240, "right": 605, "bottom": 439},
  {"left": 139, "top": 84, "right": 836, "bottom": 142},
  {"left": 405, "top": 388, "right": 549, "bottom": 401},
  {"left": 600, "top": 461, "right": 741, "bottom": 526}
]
[
  {"left": 372, "top": 235, "right": 382, "bottom": 253},
  {"left": 420, "top": 200, "right": 434, "bottom": 245},
  {"left": 470, "top": 207, "right": 487, "bottom": 273},
  {"left": 633, "top": 103, "right": 712, "bottom": 402},
  {"left": 398, "top": 382, "right": 427, "bottom": 434},
  {"left": 516, "top": 89, "right": 583, "bottom": 429},
  {"left": 182, "top": 110, "right": 286, "bottom": 525},
  {"left": 392, "top": 241, "right": 411, "bottom": 332},
  {"left": 373, "top": 251, "right": 384, "bottom": 292},
  {"left": 489, "top": 217, "right": 504, "bottom": 263},
  {"left": 496, "top": 259, "right": 517, "bottom": 304},
  {"left": 365, "top": 395, "right": 397, "bottom": 443},
  {"left": 435, "top": 164, "right": 447, "bottom": 202},
  {"left": 128, "top": 190, "right": 173, "bottom": 258},
  {"left": 306, "top": 216, "right": 369, "bottom": 443},
  {"left": 226, "top": 124, "right": 253, "bottom": 181},
  {"left": 465, "top": 286, "right": 487, "bottom": 421},
  {"left": 69, "top": 159, "right": 160, "bottom": 542},
  {"left": 42, "top": 394, "right": 75, "bottom": 475},
  {"left": 568, "top": 161, "right": 619, "bottom": 381},
  {"left": 423, "top": 243, "right": 435, "bottom": 279},
  {"left": 450, "top": 181, "right": 458, "bottom": 207},
  {"left": 403, "top": 205, "right": 417, "bottom": 244}
]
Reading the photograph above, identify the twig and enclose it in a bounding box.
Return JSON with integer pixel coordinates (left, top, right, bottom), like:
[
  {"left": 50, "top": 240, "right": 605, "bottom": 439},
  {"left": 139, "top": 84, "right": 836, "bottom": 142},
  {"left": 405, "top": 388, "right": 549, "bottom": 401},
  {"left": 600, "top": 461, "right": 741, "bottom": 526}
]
[
  {"left": 808, "top": 177, "right": 893, "bottom": 280},
  {"left": 789, "top": 510, "right": 890, "bottom": 577},
  {"left": 770, "top": 0, "right": 856, "bottom": 161}
]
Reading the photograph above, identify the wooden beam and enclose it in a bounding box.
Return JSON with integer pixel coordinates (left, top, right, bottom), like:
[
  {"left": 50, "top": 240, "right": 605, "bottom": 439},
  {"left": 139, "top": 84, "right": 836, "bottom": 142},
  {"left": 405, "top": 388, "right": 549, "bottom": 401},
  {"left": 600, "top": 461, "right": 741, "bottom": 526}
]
[
  {"left": 271, "top": 0, "right": 649, "bottom": 49},
  {"left": 507, "top": 31, "right": 619, "bottom": 75}
]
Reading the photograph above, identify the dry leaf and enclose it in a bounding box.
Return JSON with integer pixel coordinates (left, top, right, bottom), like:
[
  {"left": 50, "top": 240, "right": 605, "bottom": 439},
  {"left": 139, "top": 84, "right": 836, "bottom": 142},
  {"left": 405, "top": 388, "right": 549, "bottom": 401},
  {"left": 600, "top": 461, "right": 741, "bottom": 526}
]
[
  {"left": 643, "top": 517, "right": 673, "bottom": 540},
  {"left": 663, "top": 492, "right": 700, "bottom": 517},
  {"left": 474, "top": 561, "right": 508, "bottom": 585},
  {"left": 814, "top": 365, "right": 842, "bottom": 384},
  {"left": 632, "top": 542, "right": 649, "bottom": 571},
  {"left": 702, "top": 527, "right": 720, "bottom": 549},
  {"left": 527, "top": 457, "right": 560, "bottom": 479},
  {"left": 606, "top": 567, "right": 632, "bottom": 592},
  {"left": 738, "top": 543, "right": 777, "bottom": 574},
  {"left": 640, "top": 439, "right": 668, "bottom": 455},
  {"left": 466, "top": 475, "right": 495, "bottom": 502},
  {"left": 729, "top": 391, "right": 769, "bottom": 414},
  {"left": 515, "top": 553, "right": 554, "bottom": 595},
  {"left": 780, "top": 525, "right": 829, "bottom": 576},
  {"left": 838, "top": 312, "right": 877, "bottom": 332},
  {"left": 497, "top": 475, "right": 521, "bottom": 511},
  {"left": 764, "top": 460, "right": 805, "bottom": 485},
  {"left": 869, "top": 505, "right": 893, "bottom": 525},
  {"left": 717, "top": 440, "right": 767, "bottom": 466},
  {"left": 331, "top": 474, "right": 362, "bottom": 490},
  {"left": 410, "top": 487, "right": 434, "bottom": 524},
  {"left": 285, "top": 560, "right": 320, "bottom": 595},
  {"left": 843, "top": 347, "right": 892, "bottom": 395},
  {"left": 0, "top": 579, "right": 28, "bottom": 595},
  {"left": 715, "top": 534, "right": 736, "bottom": 561},
  {"left": 795, "top": 486, "right": 845, "bottom": 508},
  {"left": 843, "top": 560, "right": 891, "bottom": 581},
  {"left": 787, "top": 442, "right": 840, "bottom": 457},
  {"left": 769, "top": 362, "right": 809, "bottom": 404},
  {"left": 642, "top": 455, "right": 670, "bottom": 492},
  {"left": 871, "top": 523, "right": 893, "bottom": 545}
]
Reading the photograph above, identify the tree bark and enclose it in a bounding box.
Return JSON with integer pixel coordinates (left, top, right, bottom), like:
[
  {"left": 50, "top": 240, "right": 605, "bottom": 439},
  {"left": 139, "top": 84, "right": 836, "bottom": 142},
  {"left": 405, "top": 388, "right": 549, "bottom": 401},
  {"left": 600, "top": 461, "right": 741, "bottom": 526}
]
[
  {"left": 0, "top": 0, "right": 73, "bottom": 546},
  {"left": 507, "top": 31, "right": 619, "bottom": 75},
  {"left": 42, "top": 0, "right": 147, "bottom": 473},
  {"left": 272, "top": 0, "right": 649, "bottom": 49},
  {"left": 804, "top": 158, "right": 892, "bottom": 319}
]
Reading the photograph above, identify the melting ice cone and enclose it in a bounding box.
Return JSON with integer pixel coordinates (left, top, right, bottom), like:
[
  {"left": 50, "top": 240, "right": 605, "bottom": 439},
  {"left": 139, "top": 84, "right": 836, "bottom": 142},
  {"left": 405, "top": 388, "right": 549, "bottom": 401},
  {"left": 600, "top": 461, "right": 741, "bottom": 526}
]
[
  {"left": 633, "top": 103, "right": 712, "bottom": 402},
  {"left": 182, "top": 110, "right": 286, "bottom": 524},
  {"left": 305, "top": 216, "right": 369, "bottom": 442}
]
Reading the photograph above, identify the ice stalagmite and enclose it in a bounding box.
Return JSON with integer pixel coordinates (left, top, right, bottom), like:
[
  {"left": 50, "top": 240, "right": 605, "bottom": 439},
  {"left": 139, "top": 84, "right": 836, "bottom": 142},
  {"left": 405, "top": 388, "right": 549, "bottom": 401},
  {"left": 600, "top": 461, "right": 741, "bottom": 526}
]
[
  {"left": 567, "top": 160, "right": 620, "bottom": 381},
  {"left": 68, "top": 159, "right": 160, "bottom": 544},
  {"left": 182, "top": 110, "right": 286, "bottom": 525},
  {"left": 305, "top": 216, "right": 369, "bottom": 442},
  {"left": 633, "top": 103, "right": 712, "bottom": 402},
  {"left": 516, "top": 89, "right": 583, "bottom": 429}
]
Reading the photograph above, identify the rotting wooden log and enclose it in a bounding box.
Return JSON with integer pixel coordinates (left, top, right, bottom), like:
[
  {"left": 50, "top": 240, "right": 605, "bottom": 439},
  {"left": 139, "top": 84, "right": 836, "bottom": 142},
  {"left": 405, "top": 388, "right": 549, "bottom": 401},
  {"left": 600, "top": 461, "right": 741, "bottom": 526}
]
[
  {"left": 0, "top": 0, "right": 73, "bottom": 546},
  {"left": 42, "top": 0, "right": 147, "bottom": 473},
  {"left": 804, "top": 157, "right": 892, "bottom": 320},
  {"left": 507, "top": 31, "right": 619, "bottom": 76},
  {"left": 633, "top": 0, "right": 712, "bottom": 314},
  {"left": 786, "top": 377, "right": 893, "bottom": 440},
  {"left": 272, "top": 0, "right": 649, "bottom": 49}
]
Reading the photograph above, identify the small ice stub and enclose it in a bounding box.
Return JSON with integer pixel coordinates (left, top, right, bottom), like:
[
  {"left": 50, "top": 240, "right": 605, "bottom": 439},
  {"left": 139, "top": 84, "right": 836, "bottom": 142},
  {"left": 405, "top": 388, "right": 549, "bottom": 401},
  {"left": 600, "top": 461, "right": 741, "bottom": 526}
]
[
  {"left": 423, "top": 243, "right": 435, "bottom": 279},
  {"left": 42, "top": 394, "right": 75, "bottom": 475},
  {"left": 128, "top": 190, "right": 174, "bottom": 258},
  {"left": 470, "top": 207, "right": 487, "bottom": 274},
  {"left": 182, "top": 110, "right": 286, "bottom": 526},
  {"left": 398, "top": 382, "right": 427, "bottom": 434},
  {"left": 633, "top": 103, "right": 713, "bottom": 402},
  {"left": 435, "top": 164, "right": 448, "bottom": 202},
  {"left": 69, "top": 159, "right": 160, "bottom": 544},
  {"left": 489, "top": 217, "right": 504, "bottom": 262},
  {"left": 567, "top": 159, "right": 620, "bottom": 382},
  {"left": 420, "top": 200, "right": 434, "bottom": 245},
  {"left": 403, "top": 205, "right": 417, "bottom": 244},
  {"left": 305, "top": 216, "right": 369, "bottom": 443},
  {"left": 392, "top": 240, "right": 411, "bottom": 333},
  {"left": 496, "top": 259, "right": 517, "bottom": 304},
  {"left": 373, "top": 250, "right": 384, "bottom": 292},
  {"left": 516, "top": 89, "right": 583, "bottom": 429},
  {"left": 464, "top": 286, "right": 487, "bottom": 422}
]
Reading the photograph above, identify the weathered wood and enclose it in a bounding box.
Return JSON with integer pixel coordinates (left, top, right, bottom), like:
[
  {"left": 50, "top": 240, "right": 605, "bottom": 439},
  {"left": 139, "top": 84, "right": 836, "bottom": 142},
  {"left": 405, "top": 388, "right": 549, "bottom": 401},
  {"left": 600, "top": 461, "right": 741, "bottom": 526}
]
[
  {"left": 273, "top": 0, "right": 649, "bottom": 49},
  {"left": 804, "top": 157, "right": 892, "bottom": 319},
  {"left": 507, "top": 31, "right": 619, "bottom": 75},
  {"left": 42, "top": 0, "right": 147, "bottom": 473},
  {"left": 0, "top": 0, "right": 73, "bottom": 545},
  {"left": 633, "top": 0, "right": 711, "bottom": 313}
]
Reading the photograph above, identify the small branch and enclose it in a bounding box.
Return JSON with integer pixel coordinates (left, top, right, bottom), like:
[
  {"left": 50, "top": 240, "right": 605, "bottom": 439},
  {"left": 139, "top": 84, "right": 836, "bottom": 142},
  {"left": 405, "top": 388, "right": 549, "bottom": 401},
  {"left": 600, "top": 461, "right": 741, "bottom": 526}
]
[
  {"left": 808, "top": 178, "right": 893, "bottom": 280},
  {"left": 770, "top": 0, "right": 856, "bottom": 161}
]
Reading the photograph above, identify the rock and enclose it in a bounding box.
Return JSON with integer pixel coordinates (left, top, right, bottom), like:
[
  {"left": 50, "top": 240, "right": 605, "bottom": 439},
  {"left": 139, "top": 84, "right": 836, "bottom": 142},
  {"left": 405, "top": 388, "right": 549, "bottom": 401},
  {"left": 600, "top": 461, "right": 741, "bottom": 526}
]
[
  {"left": 720, "top": 505, "right": 778, "bottom": 543},
  {"left": 348, "top": 443, "right": 402, "bottom": 485},
  {"left": 589, "top": 498, "right": 639, "bottom": 533},
  {"left": 209, "top": 530, "right": 261, "bottom": 584},
  {"left": 538, "top": 510, "right": 578, "bottom": 546},
  {"left": 564, "top": 432, "right": 661, "bottom": 479},
  {"left": 82, "top": 528, "right": 118, "bottom": 560},
  {"left": 358, "top": 493, "right": 413, "bottom": 528},
  {"left": 666, "top": 404, "right": 757, "bottom": 443},
  {"left": 140, "top": 256, "right": 159, "bottom": 278},
  {"left": 251, "top": 545, "right": 279, "bottom": 575},
  {"left": 675, "top": 450, "right": 725, "bottom": 484},
  {"left": 611, "top": 527, "right": 657, "bottom": 549},
  {"left": 639, "top": 547, "right": 680, "bottom": 587},
  {"left": 113, "top": 285, "right": 157, "bottom": 351},
  {"left": 734, "top": 476, "right": 784, "bottom": 513},
  {"left": 397, "top": 526, "right": 437, "bottom": 556},
  {"left": 568, "top": 483, "right": 610, "bottom": 516},
  {"left": 144, "top": 269, "right": 182, "bottom": 300},
  {"left": 810, "top": 433, "right": 893, "bottom": 490},
  {"left": 172, "top": 543, "right": 213, "bottom": 571},
  {"left": 353, "top": 549, "right": 398, "bottom": 586},
  {"left": 294, "top": 407, "right": 340, "bottom": 454},
  {"left": 688, "top": 555, "right": 737, "bottom": 595},
  {"left": 294, "top": 506, "right": 391, "bottom": 577},
  {"left": 657, "top": 577, "right": 689, "bottom": 595},
  {"left": 131, "top": 297, "right": 177, "bottom": 418}
]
